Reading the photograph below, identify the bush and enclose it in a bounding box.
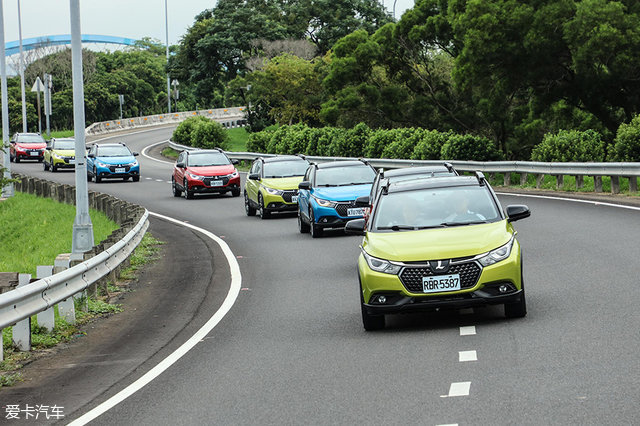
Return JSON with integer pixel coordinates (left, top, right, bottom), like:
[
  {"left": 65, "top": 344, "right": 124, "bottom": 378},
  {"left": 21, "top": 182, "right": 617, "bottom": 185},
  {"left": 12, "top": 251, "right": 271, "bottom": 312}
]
[
  {"left": 172, "top": 116, "right": 209, "bottom": 145},
  {"left": 531, "top": 129, "right": 605, "bottom": 162},
  {"left": 611, "top": 115, "right": 640, "bottom": 161},
  {"left": 330, "top": 122, "right": 371, "bottom": 157},
  {"left": 191, "top": 120, "right": 230, "bottom": 150},
  {"left": 441, "top": 134, "right": 504, "bottom": 161},
  {"left": 411, "top": 130, "right": 452, "bottom": 160},
  {"left": 247, "top": 130, "right": 273, "bottom": 153},
  {"left": 364, "top": 129, "right": 395, "bottom": 158},
  {"left": 381, "top": 128, "right": 423, "bottom": 159}
]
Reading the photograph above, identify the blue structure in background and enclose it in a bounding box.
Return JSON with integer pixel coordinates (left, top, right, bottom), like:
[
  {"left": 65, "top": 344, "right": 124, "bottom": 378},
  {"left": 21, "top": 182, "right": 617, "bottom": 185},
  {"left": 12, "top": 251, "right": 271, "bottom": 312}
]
[{"left": 4, "top": 34, "right": 137, "bottom": 56}]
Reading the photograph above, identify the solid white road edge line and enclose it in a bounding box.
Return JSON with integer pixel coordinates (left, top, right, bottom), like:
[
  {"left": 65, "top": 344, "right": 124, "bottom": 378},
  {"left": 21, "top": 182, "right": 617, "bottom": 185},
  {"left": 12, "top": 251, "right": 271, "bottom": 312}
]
[
  {"left": 141, "top": 140, "right": 174, "bottom": 164},
  {"left": 496, "top": 192, "right": 640, "bottom": 211},
  {"left": 68, "top": 211, "right": 242, "bottom": 425}
]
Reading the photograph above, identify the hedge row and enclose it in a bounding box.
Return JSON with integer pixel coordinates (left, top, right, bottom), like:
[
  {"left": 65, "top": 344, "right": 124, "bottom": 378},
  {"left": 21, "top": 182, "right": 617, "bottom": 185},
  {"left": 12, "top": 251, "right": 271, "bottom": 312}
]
[{"left": 172, "top": 116, "right": 230, "bottom": 150}]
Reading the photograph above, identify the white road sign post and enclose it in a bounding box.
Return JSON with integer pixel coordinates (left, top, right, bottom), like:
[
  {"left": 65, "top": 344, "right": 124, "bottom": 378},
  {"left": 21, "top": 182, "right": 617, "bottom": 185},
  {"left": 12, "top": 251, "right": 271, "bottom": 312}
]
[{"left": 31, "top": 76, "right": 43, "bottom": 134}]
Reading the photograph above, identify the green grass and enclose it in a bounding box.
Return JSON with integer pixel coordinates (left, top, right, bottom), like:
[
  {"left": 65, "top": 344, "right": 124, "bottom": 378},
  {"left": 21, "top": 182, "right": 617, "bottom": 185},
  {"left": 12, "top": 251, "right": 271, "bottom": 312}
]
[
  {"left": 47, "top": 130, "right": 74, "bottom": 139},
  {"left": 118, "top": 233, "right": 163, "bottom": 280},
  {"left": 226, "top": 127, "right": 249, "bottom": 152},
  {"left": 0, "top": 192, "right": 119, "bottom": 275},
  {"left": 161, "top": 147, "right": 179, "bottom": 160},
  {"left": 485, "top": 172, "right": 639, "bottom": 196}
]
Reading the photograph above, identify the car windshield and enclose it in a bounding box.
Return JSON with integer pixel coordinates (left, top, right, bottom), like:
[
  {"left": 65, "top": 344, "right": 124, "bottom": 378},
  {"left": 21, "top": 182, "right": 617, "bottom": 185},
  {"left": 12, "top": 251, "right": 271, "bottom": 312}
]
[
  {"left": 53, "top": 140, "right": 75, "bottom": 150},
  {"left": 17, "top": 135, "right": 45, "bottom": 144},
  {"left": 373, "top": 186, "right": 501, "bottom": 231},
  {"left": 96, "top": 146, "right": 132, "bottom": 157},
  {"left": 315, "top": 165, "right": 375, "bottom": 186},
  {"left": 187, "top": 152, "right": 230, "bottom": 167},
  {"left": 263, "top": 160, "right": 308, "bottom": 178}
]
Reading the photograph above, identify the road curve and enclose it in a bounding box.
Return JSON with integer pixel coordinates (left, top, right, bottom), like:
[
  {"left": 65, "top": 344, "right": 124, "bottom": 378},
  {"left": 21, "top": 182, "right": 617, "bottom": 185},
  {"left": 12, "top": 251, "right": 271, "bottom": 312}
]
[{"left": 6, "top": 127, "right": 640, "bottom": 425}]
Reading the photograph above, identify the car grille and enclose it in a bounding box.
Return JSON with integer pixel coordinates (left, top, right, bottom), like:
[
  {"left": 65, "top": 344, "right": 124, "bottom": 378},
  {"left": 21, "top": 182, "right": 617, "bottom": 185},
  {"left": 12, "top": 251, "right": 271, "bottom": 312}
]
[
  {"left": 399, "top": 261, "right": 482, "bottom": 293},
  {"left": 282, "top": 190, "right": 298, "bottom": 203},
  {"left": 108, "top": 165, "right": 131, "bottom": 172},
  {"left": 335, "top": 200, "right": 356, "bottom": 217},
  {"left": 203, "top": 177, "right": 229, "bottom": 186},
  {"left": 63, "top": 157, "right": 74, "bottom": 164}
]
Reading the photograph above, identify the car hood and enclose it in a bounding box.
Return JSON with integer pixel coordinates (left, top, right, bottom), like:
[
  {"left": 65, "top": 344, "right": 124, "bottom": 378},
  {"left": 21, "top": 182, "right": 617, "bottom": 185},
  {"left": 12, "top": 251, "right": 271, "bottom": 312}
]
[
  {"left": 16, "top": 143, "right": 46, "bottom": 150},
  {"left": 96, "top": 156, "right": 136, "bottom": 165},
  {"left": 362, "top": 220, "right": 513, "bottom": 261},
  {"left": 311, "top": 184, "right": 372, "bottom": 202},
  {"left": 261, "top": 176, "right": 303, "bottom": 191},
  {"left": 52, "top": 149, "right": 75, "bottom": 157},
  {"left": 187, "top": 164, "right": 235, "bottom": 176}
]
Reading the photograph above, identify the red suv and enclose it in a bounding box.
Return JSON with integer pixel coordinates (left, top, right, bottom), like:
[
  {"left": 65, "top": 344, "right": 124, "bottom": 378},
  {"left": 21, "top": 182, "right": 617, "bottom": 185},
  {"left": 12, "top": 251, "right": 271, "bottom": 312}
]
[
  {"left": 172, "top": 149, "right": 241, "bottom": 199},
  {"left": 10, "top": 133, "right": 47, "bottom": 163}
]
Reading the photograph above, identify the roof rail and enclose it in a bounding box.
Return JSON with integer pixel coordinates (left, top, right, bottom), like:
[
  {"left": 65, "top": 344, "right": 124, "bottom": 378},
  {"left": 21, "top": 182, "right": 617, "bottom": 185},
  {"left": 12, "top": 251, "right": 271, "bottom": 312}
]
[
  {"left": 444, "top": 162, "right": 455, "bottom": 173},
  {"left": 378, "top": 168, "right": 385, "bottom": 179},
  {"left": 475, "top": 171, "right": 486, "bottom": 186},
  {"left": 295, "top": 153, "right": 306, "bottom": 160}
]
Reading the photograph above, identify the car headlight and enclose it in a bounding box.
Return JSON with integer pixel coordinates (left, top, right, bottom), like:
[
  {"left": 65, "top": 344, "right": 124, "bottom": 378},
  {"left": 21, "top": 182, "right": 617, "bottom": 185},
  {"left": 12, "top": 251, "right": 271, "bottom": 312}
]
[
  {"left": 361, "top": 248, "right": 402, "bottom": 275},
  {"left": 312, "top": 195, "right": 336, "bottom": 208},
  {"left": 478, "top": 236, "right": 515, "bottom": 267},
  {"left": 96, "top": 161, "right": 108, "bottom": 168},
  {"left": 128, "top": 160, "right": 138, "bottom": 167},
  {"left": 52, "top": 152, "right": 62, "bottom": 159},
  {"left": 262, "top": 185, "right": 283, "bottom": 196},
  {"left": 230, "top": 170, "right": 239, "bottom": 178},
  {"left": 187, "top": 172, "right": 204, "bottom": 180}
]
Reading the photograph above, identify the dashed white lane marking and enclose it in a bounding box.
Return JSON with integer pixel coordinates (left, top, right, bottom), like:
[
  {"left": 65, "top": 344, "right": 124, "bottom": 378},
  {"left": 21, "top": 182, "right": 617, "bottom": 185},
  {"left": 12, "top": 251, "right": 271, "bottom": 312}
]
[
  {"left": 459, "top": 326, "right": 476, "bottom": 336},
  {"left": 145, "top": 177, "right": 152, "bottom": 180},
  {"left": 437, "top": 424, "right": 459, "bottom": 426},
  {"left": 444, "top": 382, "right": 471, "bottom": 397},
  {"left": 459, "top": 308, "right": 474, "bottom": 315},
  {"left": 155, "top": 179, "right": 164, "bottom": 182},
  {"left": 459, "top": 350, "right": 477, "bottom": 362}
]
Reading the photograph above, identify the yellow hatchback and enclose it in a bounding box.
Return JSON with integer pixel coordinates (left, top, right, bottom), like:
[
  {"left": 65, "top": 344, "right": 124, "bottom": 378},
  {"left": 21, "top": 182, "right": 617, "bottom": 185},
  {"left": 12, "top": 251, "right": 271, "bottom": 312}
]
[{"left": 44, "top": 138, "right": 76, "bottom": 172}]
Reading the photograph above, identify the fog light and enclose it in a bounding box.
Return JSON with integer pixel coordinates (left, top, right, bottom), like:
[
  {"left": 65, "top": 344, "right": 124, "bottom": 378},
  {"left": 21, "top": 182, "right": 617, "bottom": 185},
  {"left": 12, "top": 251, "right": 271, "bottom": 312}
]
[
  {"left": 377, "top": 295, "right": 387, "bottom": 304},
  {"left": 499, "top": 285, "right": 508, "bottom": 293}
]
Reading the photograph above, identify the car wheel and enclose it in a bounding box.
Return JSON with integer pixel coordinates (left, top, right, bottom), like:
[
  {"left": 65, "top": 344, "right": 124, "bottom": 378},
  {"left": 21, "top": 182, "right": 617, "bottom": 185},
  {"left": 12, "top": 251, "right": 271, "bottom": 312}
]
[
  {"left": 360, "top": 282, "right": 385, "bottom": 331},
  {"left": 184, "top": 179, "right": 194, "bottom": 199},
  {"left": 132, "top": 176, "right": 140, "bottom": 182},
  {"left": 309, "top": 208, "right": 323, "bottom": 238},
  {"left": 504, "top": 288, "right": 527, "bottom": 318},
  {"left": 298, "top": 210, "right": 310, "bottom": 233},
  {"left": 172, "top": 178, "right": 182, "bottom": 197},
  {"left": 231, "top": 188, "right": 240, "bottom": 197},
  {"left": 94, "top": 167, "right": 102, "bottom": 183},
  {"left": 15, "top": 155, "right": 20, "bottom": 163},
  {"left": 244, "top": 192, "right": 256, "bottom": 216},
  {"left": 51, "top": 161, "right": 57, "bottom": 173},
  {"left": 43, "top": 159, "right": 49, "bottom": 171},
  {"left": 258, "top": 194, "right": 270, "bottom": 219},
  {"left": 38, "top": 158, "right": 43, "bottom": 163},
  {"left": 87, "top": 170, "right": 92, "bottom": 182}
]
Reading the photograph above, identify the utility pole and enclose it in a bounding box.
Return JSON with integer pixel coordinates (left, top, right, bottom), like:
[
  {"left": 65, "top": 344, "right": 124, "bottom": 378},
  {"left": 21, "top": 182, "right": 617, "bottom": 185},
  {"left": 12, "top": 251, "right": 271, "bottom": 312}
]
[
  {"left": 172, "top": 79, "right": 179, "bottom": 112},
  {"left": 165, "top": 0, "right": 171, "bottom": 113},
  {"left": 118, "top": 94, "right": 124, "bottom": 119},
  {"left": 70, "top": 0, "right": 93, "bottom": 253},
  {"left": 17, "top": 0, "right": 27, "bottom": 132},
  {"left": 43, "top": 73, "right": 52, "bottom": 138},
  {"left": 0, "top": 0, "right": 13, "bottom": 198}
]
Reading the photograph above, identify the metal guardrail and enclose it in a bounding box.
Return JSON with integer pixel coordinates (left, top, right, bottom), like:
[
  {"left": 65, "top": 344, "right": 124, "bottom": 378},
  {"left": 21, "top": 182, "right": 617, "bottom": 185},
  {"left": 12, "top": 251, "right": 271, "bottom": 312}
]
[
  {"left": 168, "top": 141, "right": 640, "bottom": 193},
  {"left": 0, "top": 210, "right": 149, "bottom": 330},
  {"left": 86, "top": 107, "right": 248, "bottom": 135}
]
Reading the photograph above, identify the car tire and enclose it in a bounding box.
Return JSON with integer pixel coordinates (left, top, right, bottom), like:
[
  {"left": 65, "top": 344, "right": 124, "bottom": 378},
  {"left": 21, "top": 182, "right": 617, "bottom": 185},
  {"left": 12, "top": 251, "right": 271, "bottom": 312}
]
[
  {"left": 123, "top": 176, "right": 130, "bottom": 181},
  {"left": 244, "top": 192, "right": 256, "bottom": 216},
  {"left": 15, "top": 156, "right": 20, "bottom": 163},
  {"left": 309, "top": 208, "right": 323, "bottom": 238},
  {"left": 360, "top": 281, "right": 385, "bottom": 331},
  {"left": 133, "top": 176, "right": 140, "bottom": 182},
  {"left": 231, "top": 188, "right": 240, "bottom": 197},
  {"left": 87, "top": 171, "right": 92, "bottom": 182},
  {"left": 38, "top": 158, "right": 43, "bottom": 163},
  {"left": 258, "top": 194, "right": 270, "bottom": 219},
  {"left": 504, "top": 288, "right": 527, "bottom": 318},
  {"left": 172, "top": 178, "right": 182, "bottom": 197},
  {"left": 94, "top": 167, "right": 102, "bottom": 183},
  {"left": 43, "top": 159, "right": 49, "bottom": 171},
  {"left": 298, "top": 210, "right": 310, "bottom": 233},
  {"left": 51, "top": 162, "right": 56, "bottom": 173},
  {"left": 184, "top": 179, "right": 194, "bottom": 199}
]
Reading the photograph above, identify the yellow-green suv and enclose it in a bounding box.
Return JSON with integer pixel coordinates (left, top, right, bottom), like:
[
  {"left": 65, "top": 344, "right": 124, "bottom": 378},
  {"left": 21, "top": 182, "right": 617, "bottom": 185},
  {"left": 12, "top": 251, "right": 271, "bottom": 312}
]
[
  {"left": 44, "top": 138, "right": 76, "bottom": 172},
  {"left": 346, "top": 172, "right": 530, "bottom": 331},
  {"left": 244, "top": 155, "right": 309, "bottom": 219}
]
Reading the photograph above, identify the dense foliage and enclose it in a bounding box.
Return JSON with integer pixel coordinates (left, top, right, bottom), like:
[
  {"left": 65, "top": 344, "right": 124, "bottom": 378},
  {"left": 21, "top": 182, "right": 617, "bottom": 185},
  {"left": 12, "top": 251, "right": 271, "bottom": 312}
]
[
  {"left": 172, "top": 116, "right": 230, "bottom": 150},
  {"left": 531, "top": 130, "right": 606, "bottom": 162},
  {"left": 611, "top": 115, "right": 640, "bottom": 161}
]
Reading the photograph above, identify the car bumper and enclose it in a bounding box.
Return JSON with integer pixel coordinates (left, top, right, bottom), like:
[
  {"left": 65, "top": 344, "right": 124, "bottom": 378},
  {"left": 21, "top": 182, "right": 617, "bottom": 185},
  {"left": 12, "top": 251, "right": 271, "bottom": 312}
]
[
  {"left": 312, "top": 204, "right": 364, "bottom": 229},
  {"left": 188, "top": 176, "right": 240, "bottom": 193},
  {"left": 358, "top": 243, "right": 523, "bottom": 314},
  {"left": 97, "top": 167, "right": 140, "bottom": 178},
  {"left": 16, "top": 151, "right": 44, "bottom": 160},
  {"left": 52, "top": 158, "right": 75, "bottom": 168}
]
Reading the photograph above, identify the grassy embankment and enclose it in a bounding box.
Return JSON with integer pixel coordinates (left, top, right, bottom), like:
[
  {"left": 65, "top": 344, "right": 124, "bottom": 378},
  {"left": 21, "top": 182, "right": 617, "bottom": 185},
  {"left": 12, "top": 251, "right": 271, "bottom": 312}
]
[{"left": 0, "top": 192, "right": 163, "bottom": 386}]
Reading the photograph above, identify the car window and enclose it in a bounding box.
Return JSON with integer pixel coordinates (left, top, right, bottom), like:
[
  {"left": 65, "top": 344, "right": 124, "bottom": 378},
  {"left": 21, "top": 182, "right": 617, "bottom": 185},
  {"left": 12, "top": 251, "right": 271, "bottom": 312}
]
[
  {"left": 250, "top": 161, "right": 259, "bottom": 174},
  {"left": 16, "top": 135, "right": 45, "bottom": 143},
  {"left": 96, "top": 145, "right": 132, "bottom": 157},
  {"left": 372, "top": 186, "right": 501, "bottom": 230},
  {"left": 303, "top": 167, "right": 312, "bottom": 182},
  {"left": 263, "top": 160, "right": 308, "bottom": 178},
  {"left": 187, "top": 152, "right": 230, "bottom": 167},
  {"left": 53, "top": 140, "right": 75, "bottom": 150},
  {"left": 315, "top": 165, "right": 375, "bottom": 187}
]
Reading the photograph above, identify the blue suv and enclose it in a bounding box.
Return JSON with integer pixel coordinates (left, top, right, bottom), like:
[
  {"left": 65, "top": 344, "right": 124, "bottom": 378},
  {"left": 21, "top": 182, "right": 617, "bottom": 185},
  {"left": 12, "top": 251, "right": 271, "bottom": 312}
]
[
  {"left": 87, "top": 143, "right": 140, "bottom": 183},
  {"left": 297, "top": 160, "right": 376, "bottom": 238}
]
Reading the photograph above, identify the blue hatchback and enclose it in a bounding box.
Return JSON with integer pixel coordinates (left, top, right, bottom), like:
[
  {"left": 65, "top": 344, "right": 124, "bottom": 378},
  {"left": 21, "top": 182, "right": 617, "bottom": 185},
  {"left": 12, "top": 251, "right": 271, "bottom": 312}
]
[
  {"left": 297, "top": 160, "right": 376, "bottom": 238},
  {"left": 86, "top": 143, "right": 140, "bottom": 183}
]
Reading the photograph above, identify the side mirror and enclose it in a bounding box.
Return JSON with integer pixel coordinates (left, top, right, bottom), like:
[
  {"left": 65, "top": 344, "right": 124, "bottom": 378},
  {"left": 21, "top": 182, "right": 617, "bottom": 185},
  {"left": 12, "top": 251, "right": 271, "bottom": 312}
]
[
  {"left": 46, "top": 146, "right": 52, "bottom": 151},
  {"left": 133, "top": 152, "right": 139, "bottom": 156},
  {"left": 87, "top": 153, "right": 95, "bottom": 158},
  {"left": 506, "top": 205, "right": 530, "bottom": 222},
  {"left": 345, "top": 219, "right": 366, "bottom": 236},
  {"left": 176, "top": 162, "right": 185, "bottom": 168},
  {"left": 231, "top": 159, "right": 239, "bottom": 165},
  {"left": 355, "top": 196, "right": 370, "bottom": 208},
  {"left": 248, "top": 173, "right": 260, "bottom": 181},
  {"left": 298, "top": 181, "right": 311, "bottom": 190}
]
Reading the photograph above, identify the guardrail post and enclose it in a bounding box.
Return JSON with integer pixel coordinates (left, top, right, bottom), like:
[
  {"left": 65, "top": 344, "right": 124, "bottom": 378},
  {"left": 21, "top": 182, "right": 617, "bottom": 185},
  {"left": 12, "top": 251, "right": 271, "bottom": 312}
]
[
  {"left": 575, "top": 175, "right": 584, "bottom": 189},
  {"left": 54, "top": 254, "right": 76, "bottom": 325},
  {"left": 594, "top": 176, "right": 603, "bottom": 192},
  {"left": 69, "top": 253, "right": 88, "bottom": 312},
  {"left": 12, "top": 273, "right": 32, "bottom": 351},
  {"left": 556, "top": 175, "right": 564, "bottom": 189},
  {"left": 630, "top": 177, "right": 638, "bottom": 193},
  {"left": 36, "top": 266, "right": 55, "bottom": 332},
  {"left": 519, "top": 172, "right": 527, "bottom": 186},
  {"left": 503, "top": 173, "right": 511, "bottom": 186},
  {"left": 611, "top": 176, "right": 620, "bottom": 194},
  {"left": 536, "top": 174, "right": 545, "bottom": 188}
]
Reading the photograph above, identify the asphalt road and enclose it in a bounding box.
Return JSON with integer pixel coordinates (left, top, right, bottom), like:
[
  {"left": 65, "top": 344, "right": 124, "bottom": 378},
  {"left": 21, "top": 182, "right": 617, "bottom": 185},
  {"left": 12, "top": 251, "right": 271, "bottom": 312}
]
[{"left": 5, "top": 127, "right": 640, "bottom": 425}]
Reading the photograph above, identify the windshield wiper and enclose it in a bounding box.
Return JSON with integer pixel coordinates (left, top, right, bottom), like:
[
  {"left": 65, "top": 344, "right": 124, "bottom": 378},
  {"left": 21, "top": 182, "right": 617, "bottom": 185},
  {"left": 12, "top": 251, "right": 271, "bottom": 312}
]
[
  {"left": 440, "top": 221, "right": 488, "bottom": 227},
  {"left": 317, "top": 184, "right": 339, "bottom": 187},
  {"left": 377, "top": 225, "right": 418, "bottom": 231},
  {"left": 339, "top": 182, "right": 370, "bottom": 186}
]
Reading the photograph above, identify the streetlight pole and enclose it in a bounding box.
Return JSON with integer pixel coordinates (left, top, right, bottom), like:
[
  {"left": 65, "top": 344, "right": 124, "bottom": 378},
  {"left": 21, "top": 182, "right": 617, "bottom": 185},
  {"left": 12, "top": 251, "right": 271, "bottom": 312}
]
[
  {"left": 165, "top": 0, "right": 171, "bottom": 114},
  {"left": 0, "top": 1, "right": 13, "bottom": 198},
  {"left": 17, "top": 0, "right": 27, "bottom": 132},
  {"left": 70, "top": 0, "right": 93, "bottom": 253}
]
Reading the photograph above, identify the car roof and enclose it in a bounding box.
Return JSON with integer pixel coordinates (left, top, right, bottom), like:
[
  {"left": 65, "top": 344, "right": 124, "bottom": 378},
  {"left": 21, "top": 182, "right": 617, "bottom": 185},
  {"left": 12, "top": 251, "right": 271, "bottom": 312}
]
[
  {"left": 52, "top": 137, "right": 74, "bottom": 142},
  {"left": 95, "top": 142, "right": 128, "bottom": 147},
  {"left": 15, "top": 132, "right": 42, "bottom": 137},
  {"left": 386, "top": 175, "right": 485, "bottom": 194},
  {"left": 187, "top": 149, "right": 226, "bottom": 155},
  {"left": 262, "top": 155, "right": 306, "bottom": 163},
  {"left": 382, "top": 165, "right": 454, "bottom": 178},
  {"left": 316, "top": 160, "right": 368, "bottom": 169}
]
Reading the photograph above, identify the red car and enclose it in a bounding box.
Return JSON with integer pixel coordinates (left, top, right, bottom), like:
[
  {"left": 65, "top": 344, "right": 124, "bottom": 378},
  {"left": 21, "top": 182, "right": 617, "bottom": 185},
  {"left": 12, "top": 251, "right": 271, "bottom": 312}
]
[
  {"left": 172, "top": 148, "right": 241, "bottom": 199},
  {"left": 10, "top": 133, "right": 47, "bottom": 163}
]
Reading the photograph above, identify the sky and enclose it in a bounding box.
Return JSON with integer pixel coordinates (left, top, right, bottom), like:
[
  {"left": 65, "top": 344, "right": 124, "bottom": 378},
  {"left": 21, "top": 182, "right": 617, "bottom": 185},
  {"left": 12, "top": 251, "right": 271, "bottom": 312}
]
[{"left": 1, "top": 0, "right": 416, "bottom": 48}]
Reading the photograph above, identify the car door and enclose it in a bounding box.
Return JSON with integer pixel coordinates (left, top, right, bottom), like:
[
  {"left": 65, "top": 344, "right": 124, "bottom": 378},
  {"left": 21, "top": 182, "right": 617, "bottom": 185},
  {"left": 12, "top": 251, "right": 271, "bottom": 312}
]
[
  {"left": 86, "top": 145, "right": 96, "bottom": 174},
  {"left": 297, "top": 166, "right": 313, "bottom": 220},
  {"left": 174, "top": 152, "right": 186, "bottom": 188},
  {"left": 245, "top": 160, "right": 260, "bottom": 204}
]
